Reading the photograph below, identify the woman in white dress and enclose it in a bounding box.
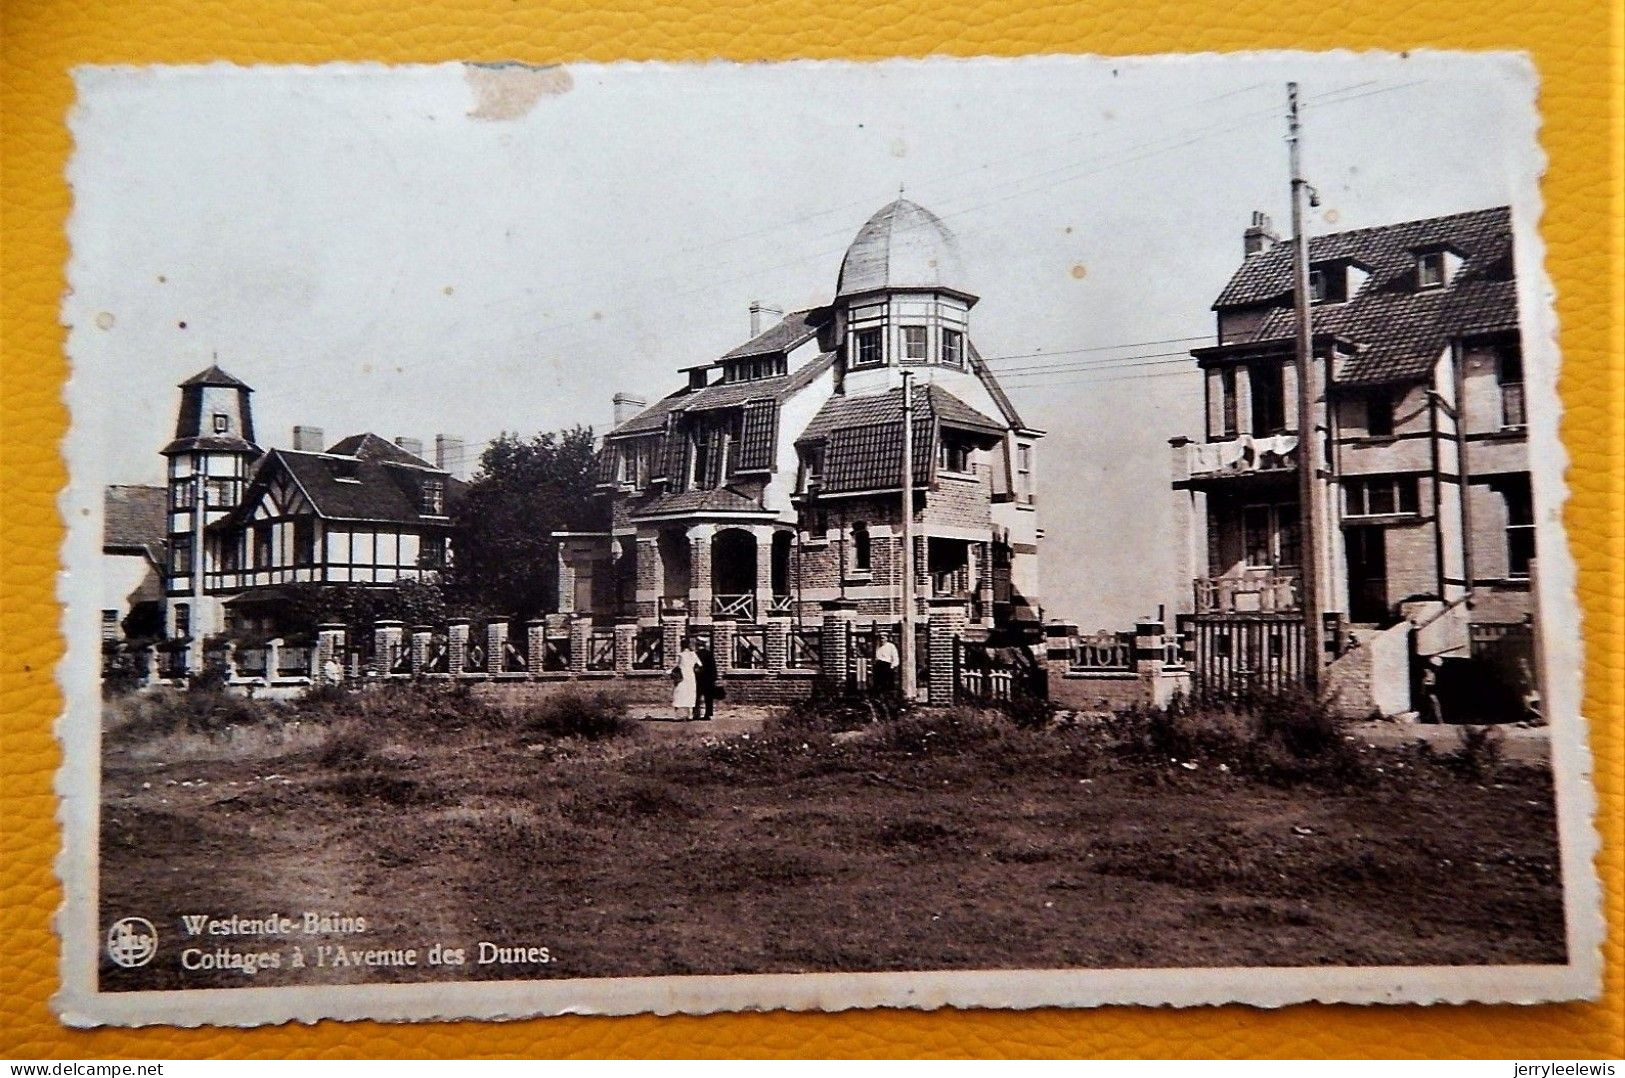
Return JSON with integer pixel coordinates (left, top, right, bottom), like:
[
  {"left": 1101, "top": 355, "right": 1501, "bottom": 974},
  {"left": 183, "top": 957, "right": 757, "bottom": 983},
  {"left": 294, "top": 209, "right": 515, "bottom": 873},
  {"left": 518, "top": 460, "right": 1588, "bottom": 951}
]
[{"left": 672, "top": 638, "right": 701, "bottom": 721}]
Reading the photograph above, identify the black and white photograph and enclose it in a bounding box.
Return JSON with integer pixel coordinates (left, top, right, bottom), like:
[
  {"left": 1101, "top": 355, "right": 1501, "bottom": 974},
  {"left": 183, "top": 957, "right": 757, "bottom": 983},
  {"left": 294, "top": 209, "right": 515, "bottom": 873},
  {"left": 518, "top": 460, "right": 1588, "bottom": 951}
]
[{"left": 57, "top": 52, "right": 1599, "bottom": 1025}]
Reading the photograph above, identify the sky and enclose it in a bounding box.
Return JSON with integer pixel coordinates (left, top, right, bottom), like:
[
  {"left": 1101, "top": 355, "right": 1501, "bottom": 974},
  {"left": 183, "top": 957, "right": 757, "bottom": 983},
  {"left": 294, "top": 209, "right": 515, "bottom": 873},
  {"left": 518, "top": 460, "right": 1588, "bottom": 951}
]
[{"left": 66, "top": 53, "right": 1540, "bottom": 627}]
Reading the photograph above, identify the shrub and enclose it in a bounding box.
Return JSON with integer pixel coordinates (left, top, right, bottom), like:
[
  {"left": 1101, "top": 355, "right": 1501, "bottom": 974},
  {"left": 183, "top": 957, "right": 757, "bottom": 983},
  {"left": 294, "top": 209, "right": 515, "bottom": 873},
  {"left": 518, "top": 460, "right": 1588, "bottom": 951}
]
[
  {"left": 768, "top": 689, "right": 897, "bottom": 735},
  {"left": 1446, "top": 724, "right": 1504, "bottom": 781},
  {"left": 519, "top": 688, "right": 638, "bottom": 741},
  {"left": 317, "top": 723, "right": 377, "bottom": 770},
  {"left": 353, "top": 681, "right": 508, "bottom": 730}
]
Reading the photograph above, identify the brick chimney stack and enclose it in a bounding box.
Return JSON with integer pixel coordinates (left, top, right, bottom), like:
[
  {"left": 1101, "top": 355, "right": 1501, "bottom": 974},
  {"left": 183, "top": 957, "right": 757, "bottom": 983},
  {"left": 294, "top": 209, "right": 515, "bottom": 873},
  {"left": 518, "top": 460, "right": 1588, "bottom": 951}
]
[
  {"left": 394, "top": 436, "right": 425, "bottom": 460},
  {"left": 612, "top": 392, "right": 648, "bottom": 428},
  {"left": 749, "top": 300, "right": 784, "bottom": 337},
  {"left": 292, "top": 425, "right": 325, "bottom": 452},
  {"left": 435, "top": 434, "right": 469, "bottom": 481},
  {"left": 1243, "top": 211, "right": 1279, "bottom": 257}
]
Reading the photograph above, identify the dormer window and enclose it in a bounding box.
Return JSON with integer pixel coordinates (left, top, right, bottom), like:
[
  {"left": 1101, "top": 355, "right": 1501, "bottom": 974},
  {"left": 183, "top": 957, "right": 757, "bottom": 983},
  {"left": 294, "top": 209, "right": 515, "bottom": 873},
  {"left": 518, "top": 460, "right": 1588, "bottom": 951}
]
[
  {"left": 938, "top": 434, "right": 972, "bottom": 474},
  {"left": 800, "top": 445, "right": 824, "bottom": 493},
  {"left": 1307, "top": 268, "right": 1326, "bottom": 304},
  {"left": 212, "top": 412, "right": 229, "bottom": 434},
  {"left": 1417, "top": 251, "right": 1447, "bottom": 289},
  {"left": 419, "top": 478, "right": 445, "bottom": 515}
]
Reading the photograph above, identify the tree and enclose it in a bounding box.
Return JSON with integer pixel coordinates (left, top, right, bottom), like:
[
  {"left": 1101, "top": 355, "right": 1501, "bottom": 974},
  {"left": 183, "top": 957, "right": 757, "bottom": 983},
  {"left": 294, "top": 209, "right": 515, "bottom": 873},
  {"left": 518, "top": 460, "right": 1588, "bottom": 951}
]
[{"left": 448, "top": 426, "right": 603, "bottom": 620}]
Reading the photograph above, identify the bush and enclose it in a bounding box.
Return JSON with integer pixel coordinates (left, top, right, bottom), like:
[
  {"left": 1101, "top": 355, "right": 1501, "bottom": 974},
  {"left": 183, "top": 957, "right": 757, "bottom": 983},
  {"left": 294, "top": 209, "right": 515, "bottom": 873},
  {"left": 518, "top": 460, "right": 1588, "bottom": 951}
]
[
  {"left": 519, "top": 688, "right": 638, "bottom": 741},
  {"left": 352, "top": 681, "right": 508, "bottom": 730},
  {"left": 1447, "top": 724, "right": 1504, "bottom": 781},
  {"left": 767, "top": 689, "right": 899, "bottom": 736}
]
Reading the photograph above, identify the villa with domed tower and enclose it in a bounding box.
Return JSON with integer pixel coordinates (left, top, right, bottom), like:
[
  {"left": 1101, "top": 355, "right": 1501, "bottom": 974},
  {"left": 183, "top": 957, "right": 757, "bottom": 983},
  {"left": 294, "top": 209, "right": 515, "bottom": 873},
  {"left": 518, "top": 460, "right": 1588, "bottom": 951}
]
[{"left": 556, "top": 199, "right": 1046, "bottom": 656}]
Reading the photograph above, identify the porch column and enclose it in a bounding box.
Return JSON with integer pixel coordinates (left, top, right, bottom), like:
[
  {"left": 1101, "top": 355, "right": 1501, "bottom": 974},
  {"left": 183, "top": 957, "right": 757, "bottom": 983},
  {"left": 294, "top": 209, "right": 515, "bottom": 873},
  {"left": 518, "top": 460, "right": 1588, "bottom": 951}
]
[
  {"left": 975, "top": 541, "right": 995, "bottom": 626},
  {"left": 557, "top": 543, "right": 576, "bottom": 614},
  {"left": 635, "top": 535, "right": 662, "bottom": 621},
  {"left": 752, "top": 525, "right": 776, "bottom": 622},
  {"left": 687, "top": 524, "right": 715, "bottom": 620}
]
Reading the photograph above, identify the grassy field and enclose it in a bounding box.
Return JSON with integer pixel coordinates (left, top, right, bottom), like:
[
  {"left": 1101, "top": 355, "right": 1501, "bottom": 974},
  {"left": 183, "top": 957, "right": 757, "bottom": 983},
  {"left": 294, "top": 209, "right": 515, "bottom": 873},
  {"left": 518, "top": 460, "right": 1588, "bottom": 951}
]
[{"left": 98, "top": 685, "right": 1565, "bottom": 991}]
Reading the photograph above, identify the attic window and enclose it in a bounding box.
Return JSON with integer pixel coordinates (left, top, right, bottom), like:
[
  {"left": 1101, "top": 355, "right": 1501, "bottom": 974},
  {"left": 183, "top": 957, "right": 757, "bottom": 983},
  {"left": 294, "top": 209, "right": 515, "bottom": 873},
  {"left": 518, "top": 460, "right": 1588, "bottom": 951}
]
[
  {"left": 1307, "top": 269, "right": 1326, "bottom": 303},
  {"left": 331, "top": 459, "right": 361, "bottom": 482},
  {"left": 419, "top": 478, "right": 446, "bottom": 515},
  {"left": 212, "top": 413, "right": 229, "bottom": 434},
  {"left": 1417, "top": 251, "right": 1447, "bottom": 289}
]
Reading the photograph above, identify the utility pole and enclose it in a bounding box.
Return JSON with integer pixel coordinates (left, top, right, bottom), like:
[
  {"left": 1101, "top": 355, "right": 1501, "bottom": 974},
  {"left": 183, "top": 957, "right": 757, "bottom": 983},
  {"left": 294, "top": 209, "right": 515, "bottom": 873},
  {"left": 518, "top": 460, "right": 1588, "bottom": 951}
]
[
  {"left": 900, "top": 370, "right": 918, "bottom": 700},
  {"left": 1288, "top": 82, "right": 1327, "bottom": 687}
]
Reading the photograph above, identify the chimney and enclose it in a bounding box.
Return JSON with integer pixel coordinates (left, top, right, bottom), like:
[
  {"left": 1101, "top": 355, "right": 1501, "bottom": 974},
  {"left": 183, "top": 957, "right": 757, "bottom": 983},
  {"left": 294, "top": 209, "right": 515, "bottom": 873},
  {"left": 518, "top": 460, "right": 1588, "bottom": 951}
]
[
  {"left": 749, "top": 300, "right": 784, "bottom": 337},
  {"left": 292, "top": 425, "right": 325, "bottom": 452},
  {"left": 435, "top": 434, "right": 469, "bottom": 481},
  {"left": 1243, "top": 211, "right": 1279, "bottom": 257},
  {"left": 613, "top": 392, "right": 648, "bottom": 427},
  {"left": 394, "top": 436, "right": 424, "bottom": 460}
]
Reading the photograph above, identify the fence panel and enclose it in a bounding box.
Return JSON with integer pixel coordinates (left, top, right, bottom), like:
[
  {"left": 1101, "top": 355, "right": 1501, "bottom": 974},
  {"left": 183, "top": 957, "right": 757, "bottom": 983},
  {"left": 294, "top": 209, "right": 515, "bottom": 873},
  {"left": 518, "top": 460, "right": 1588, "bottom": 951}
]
[
  {"left": 732, "top": 626, "right": 768, "bottom": 670},
  {"left": 633, "top": 626, "right": 664, "bottom": 671},
  {"left": 586, "top": 631, "right": 616, "bottom": 672},
  {"left": 787, "top": 626, "right": 821, "bottom": 669}
]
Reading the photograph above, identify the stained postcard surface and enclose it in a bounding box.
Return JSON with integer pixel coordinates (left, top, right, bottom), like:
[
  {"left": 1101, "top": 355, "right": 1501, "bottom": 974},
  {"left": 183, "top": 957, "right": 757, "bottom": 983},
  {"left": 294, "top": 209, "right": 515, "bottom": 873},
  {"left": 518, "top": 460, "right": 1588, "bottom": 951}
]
[{"left": 56, "top": 52, "right": 1600, "bottom": 1026}]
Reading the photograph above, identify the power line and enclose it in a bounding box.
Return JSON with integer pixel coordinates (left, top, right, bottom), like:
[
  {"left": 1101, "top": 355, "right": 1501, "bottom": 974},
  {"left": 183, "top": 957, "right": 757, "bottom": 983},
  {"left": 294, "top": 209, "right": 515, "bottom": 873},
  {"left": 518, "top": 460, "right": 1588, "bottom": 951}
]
[
  {"left": 992, "top": 350, "right": 1196, "bottom": 379},
  {"left": 980, "top": 334, "right": 1211, "bottom": 364}
]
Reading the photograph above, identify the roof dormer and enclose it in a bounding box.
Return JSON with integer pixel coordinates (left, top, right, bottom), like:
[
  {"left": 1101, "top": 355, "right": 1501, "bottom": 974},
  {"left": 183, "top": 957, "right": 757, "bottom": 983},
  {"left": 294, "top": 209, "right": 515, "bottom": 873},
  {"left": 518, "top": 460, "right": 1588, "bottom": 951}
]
[
  {"left": 1307, "top": 258, "right": 1372, "bottom": 305},
  {"left": 1411, "top": 243, "right": 1465, "bottom": 290}
]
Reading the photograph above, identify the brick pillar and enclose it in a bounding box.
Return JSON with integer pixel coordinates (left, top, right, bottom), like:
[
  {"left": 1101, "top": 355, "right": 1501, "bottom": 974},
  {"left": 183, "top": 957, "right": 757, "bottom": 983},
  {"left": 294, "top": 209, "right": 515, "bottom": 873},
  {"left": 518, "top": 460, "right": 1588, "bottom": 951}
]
[
  {"left": 374, "top": 620, "right": 404, "bottom": 676},
  {"left": 976, "top": 541, "right": 995, "bottom": 627},
  {"left": 557, "top": 543, "right": 576, "bottom": 614},
  {"left": 820, "top": 599, "right": 858, "bottom": 690},
  {"left": 928, "top": 597, "right": 969, "bottom": 705},
  {"left": 316, "top": 624, "right": 346, "bottom": 682},
  {"left": 711, "top": 618, "right": 736, "bottom": 675},
  {"left": 485, "top": 621, "right": 508, "bottom": 674},
  {"left": 568, "top": 615, "right": 592, "bottom": 675},
  {"left": 526, "top": 619, "right": 547, "bottom": 675},
  {"left": 446, "top": 618, "right": 470, "bottom": 676},
  {"left": 1134, "top": 620, "right": 1165, "bottom": 706},
  {"left": 661, "top": 618, "right": 686, "bottom": 672},
  {"left": 687, "top": 524, "right": 715, "bottom": 618},
  {"left": 765, "top": 618, "right": 789, "bottom": 674},
  {"left": 752, "top": 525, "right": 775, "bottom": 623},
  {"left": 264, "top": 637, "right": 284, "bottom": 682},
  {"left": 614, "top": 618, "right": 638, "bottom": 675},
  {"left": 411, "top": 626, "right": 433, "bottom": 674},
  {"left": 636, "top": 535, "right": 662, "bottom": 621}
]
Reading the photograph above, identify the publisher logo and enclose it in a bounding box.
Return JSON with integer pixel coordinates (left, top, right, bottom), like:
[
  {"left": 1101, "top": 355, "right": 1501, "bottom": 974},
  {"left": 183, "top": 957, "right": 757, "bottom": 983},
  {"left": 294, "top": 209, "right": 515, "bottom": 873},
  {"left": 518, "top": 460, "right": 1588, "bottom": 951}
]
[{"left": 106, "top": 917, "right": 158, "bottom": 968}]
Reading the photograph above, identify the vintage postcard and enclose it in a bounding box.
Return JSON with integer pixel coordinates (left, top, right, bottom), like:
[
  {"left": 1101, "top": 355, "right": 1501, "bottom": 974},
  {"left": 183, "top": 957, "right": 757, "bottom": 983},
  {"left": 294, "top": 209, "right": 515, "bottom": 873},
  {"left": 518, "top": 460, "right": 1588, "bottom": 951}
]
[{"left": 55, "top": 51, "right": 1601, "bottom": 1026}]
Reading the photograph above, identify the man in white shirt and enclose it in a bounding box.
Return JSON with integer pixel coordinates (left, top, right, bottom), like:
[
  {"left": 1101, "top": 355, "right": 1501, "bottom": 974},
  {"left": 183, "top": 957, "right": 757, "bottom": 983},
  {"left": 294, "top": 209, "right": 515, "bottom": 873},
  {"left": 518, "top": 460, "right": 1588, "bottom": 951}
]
[{"left": 872, "top": 634, "right": 900, "bottom": 697}]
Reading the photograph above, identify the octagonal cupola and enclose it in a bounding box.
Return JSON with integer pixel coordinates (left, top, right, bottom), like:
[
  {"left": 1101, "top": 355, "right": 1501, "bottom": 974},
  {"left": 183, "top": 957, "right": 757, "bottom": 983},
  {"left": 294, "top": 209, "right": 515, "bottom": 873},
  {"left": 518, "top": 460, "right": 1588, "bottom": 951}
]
[{"left": 836, "top": 199, "right": 979, "bottom": 379}]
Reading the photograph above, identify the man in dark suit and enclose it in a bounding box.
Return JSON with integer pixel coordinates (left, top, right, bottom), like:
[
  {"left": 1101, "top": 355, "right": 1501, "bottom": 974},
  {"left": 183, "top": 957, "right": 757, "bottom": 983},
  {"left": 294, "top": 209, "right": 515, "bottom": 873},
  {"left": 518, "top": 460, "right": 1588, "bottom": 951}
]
[{"left": 694, "top": 640, "right": 718, "bottom": 721}]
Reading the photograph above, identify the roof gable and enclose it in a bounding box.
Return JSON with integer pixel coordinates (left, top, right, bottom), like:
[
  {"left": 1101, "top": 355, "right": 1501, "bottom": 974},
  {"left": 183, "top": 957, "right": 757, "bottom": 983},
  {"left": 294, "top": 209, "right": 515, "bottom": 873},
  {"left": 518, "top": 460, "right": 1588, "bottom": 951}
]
[{"left": 103, "top": 485, "right": 167, "bottom": 557}]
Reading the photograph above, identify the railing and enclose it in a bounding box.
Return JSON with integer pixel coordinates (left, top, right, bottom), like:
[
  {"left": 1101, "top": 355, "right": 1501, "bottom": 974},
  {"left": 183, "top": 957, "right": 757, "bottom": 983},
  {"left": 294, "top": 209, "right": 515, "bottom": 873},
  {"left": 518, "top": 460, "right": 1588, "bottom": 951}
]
[
  {"left": 541, "top": 635, "right": 570, "bottom": 672},
  {"left": 1193, "top": 572, "right": 1301, "bottom": 613},
  {"left": 767, "top": 594, "right": 795, "bottom": 616},
  {"left": 787, "top": 626, "right": 821, "bottom": 669},
  {"left": 1181, "top": 434, "right": 1298, "bottom": 481},
  {"left": 1070, "top": 632, "right": 1134, "bottom": 672},
  {"left": 1501, "top": 382, "right": 1526, "bottom": 428},
  {"left": 712, "top": 593, "right": 756, "bottom": 621},
  {"left": 732, "top": 626, "right": 768, "bottom": 670},
  {"left": 632, "top": 626, "right": 664, "bottom": 670},
  {"left": 585, "top": 631, "right": 616, "bottom": 672},
  {"left": 500, "top": 638, "right": 529, "bottom": 673}
]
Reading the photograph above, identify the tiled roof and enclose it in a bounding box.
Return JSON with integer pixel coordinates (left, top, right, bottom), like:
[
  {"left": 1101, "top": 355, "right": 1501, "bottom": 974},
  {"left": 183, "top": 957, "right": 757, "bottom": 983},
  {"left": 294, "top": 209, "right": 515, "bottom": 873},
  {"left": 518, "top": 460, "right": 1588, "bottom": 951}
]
[
  {"left": 798, "top": 385, "right": 1003, "bottom": 495},
  {"left": 607, "top": 351, "right": 838, "bottom": 438},
  {"left": 179, "top": 364, "right": 252, "bottom": 389},
  {"left": 103, "top": 484, "right": 167, "bottom": 559},
  {"left": 223, "top": 448, "right": 465, "bottom": 527},
  {"left": 720, "top": 307, "right": 826, "bottom": 360},
  {"left": 325, "top": 432, "right": 438, "bottom": 468},
  {"left": 799, "top": 383, "right": 1004, "bottom": 441},
  {"left": 1209, "top": 207, "right": 1517, "bottom": 385},
  {"left": 629, "top": 487, "right": 770, "bottom": 519}
]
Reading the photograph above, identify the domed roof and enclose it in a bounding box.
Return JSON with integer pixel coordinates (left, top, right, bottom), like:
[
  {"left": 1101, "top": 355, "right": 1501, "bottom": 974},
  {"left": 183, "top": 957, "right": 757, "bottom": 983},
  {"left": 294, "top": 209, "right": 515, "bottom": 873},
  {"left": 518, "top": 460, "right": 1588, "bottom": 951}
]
[{"left": 836, "top": 198, "right": 975, "bottom": 301}]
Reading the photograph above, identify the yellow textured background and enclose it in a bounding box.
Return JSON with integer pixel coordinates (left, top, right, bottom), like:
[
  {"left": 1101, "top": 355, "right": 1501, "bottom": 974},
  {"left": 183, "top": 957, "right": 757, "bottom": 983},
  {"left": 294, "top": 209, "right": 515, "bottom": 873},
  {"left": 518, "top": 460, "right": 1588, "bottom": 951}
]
[{"left": 1, "top": 0, "right": 1620, "bottom": 1059}]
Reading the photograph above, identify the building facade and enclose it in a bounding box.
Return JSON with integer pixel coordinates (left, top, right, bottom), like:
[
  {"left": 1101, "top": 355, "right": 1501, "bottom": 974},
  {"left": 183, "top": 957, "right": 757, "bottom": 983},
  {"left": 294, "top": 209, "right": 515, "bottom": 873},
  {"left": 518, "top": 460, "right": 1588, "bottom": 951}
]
[
  {"left": 560, "top": 198, "right": 1044, "bottom": 640},
  {"left": 1171, "top": 206, "right": 1531, "bottom": 671},
  {"left": 156, "top": 365, "right": 466, "bottom": 649}
]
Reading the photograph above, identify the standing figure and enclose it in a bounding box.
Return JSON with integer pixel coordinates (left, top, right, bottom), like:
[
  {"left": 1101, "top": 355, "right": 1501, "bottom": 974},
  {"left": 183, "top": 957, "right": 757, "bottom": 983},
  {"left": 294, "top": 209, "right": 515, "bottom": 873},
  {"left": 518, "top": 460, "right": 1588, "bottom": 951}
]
[
  {"left": 872, "top": 631, "right": 900, "bottom": 698},
  {"left": 671, "top": 636, "right": 701, "bottom": 722},
  {"left": 694, "top": 638, "right": 718, "bottom": 721}
]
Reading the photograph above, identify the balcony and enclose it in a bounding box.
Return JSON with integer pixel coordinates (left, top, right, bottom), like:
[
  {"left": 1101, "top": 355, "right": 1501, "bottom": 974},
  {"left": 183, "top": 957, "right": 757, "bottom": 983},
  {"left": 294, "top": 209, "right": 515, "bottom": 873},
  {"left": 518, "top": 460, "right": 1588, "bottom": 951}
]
[
  {"left": 1193, "top": 572, "right": 1301, "bottom": 614},
  {"left": 1174, "top": 434, "right": 1297, "bottom": 486}
]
